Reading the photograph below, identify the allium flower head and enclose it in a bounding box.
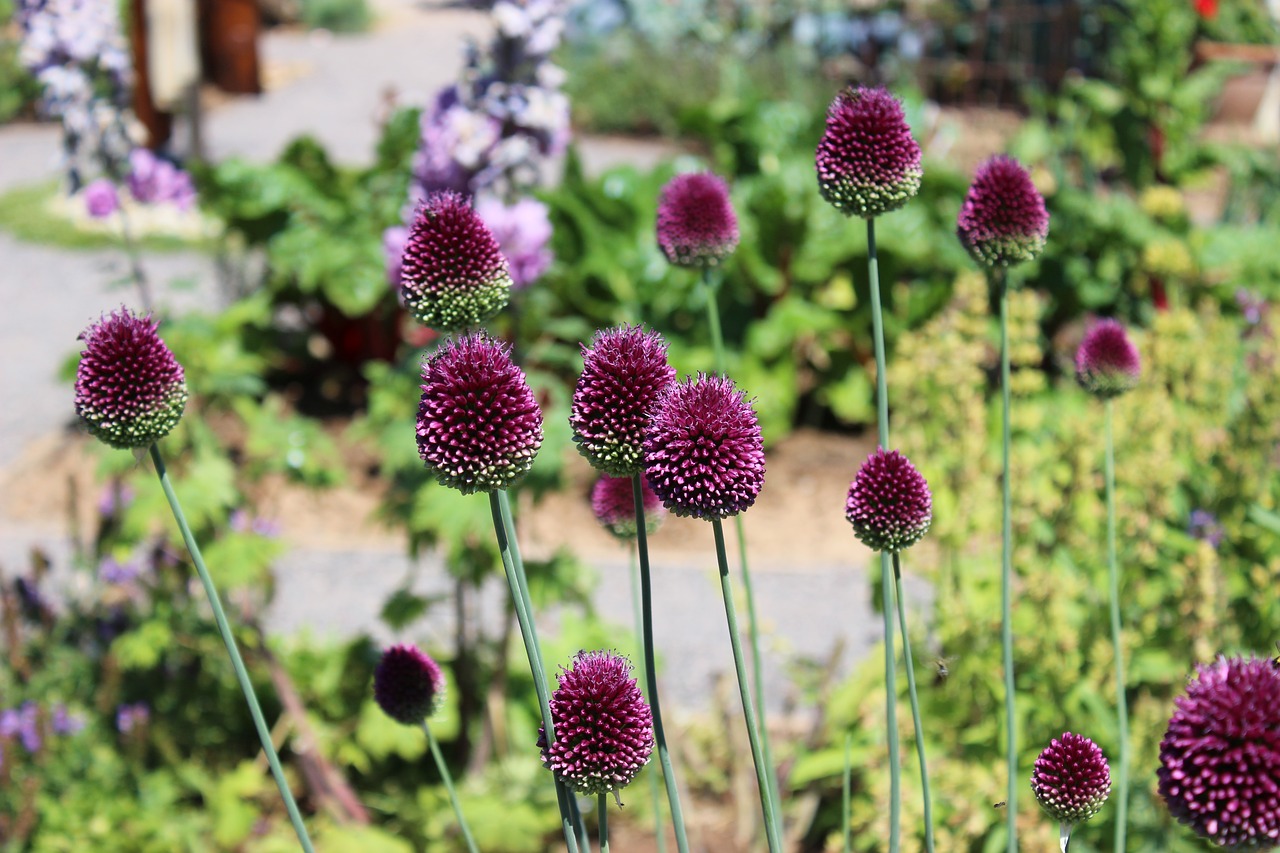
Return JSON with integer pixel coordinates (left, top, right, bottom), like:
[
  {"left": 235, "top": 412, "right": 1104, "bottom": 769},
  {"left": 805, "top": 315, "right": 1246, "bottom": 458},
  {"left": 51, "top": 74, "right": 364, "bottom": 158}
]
[
  {"left": 374, "top": 644, "right": 447, "bottom": 726},
  {"left": 400, "top": 191, "right": 513, "bottom": 332},
  {"left": 1031, "top": 732, "right": 1112, "bottom": 825},
  {"left": 416, "top": 332, "right": 543, "bottom": 494},
  {"left": 655, "top": 172, "right": 740, "bottom": 266},
  {"left": 815, "top": 86, "right": 923, "bottom": 218},
  {"left": 845, "top": 448, "right": 932, "bottom": 553},
  {"left": 1076, "top": 319, "right": 1141, "bottom": 399},
  {"left": 591, "top": 473, "right": 666, "bottom": 540},
  {"left": 643, "top": 374, "right": 765, "bottom": 520},
  {"left": 1158, "top": 656, "right": 1280, "bottom": 850},
  {"left": 539, "top": 650, "right": 654, "bottom": 797},
  {"left": 75, "top": 308, "right": 188, "bottom": 450},
  {"left": 957, "top": 155, "right": 1049, "bottom": 268},
  {"left": 571, "top": 325, "right": 676, "bottom": 476}
]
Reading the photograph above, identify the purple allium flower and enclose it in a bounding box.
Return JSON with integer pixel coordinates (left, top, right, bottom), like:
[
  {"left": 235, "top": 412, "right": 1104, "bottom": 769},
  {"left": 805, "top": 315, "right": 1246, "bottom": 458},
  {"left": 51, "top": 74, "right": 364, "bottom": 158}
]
[
  {"left": 643, "top": 374, "right": 765, "bottom": 520},
  {"left": 1075, "top": 319, "right": 1141, "bottom": 399},
  {"left": 655, "top": 172, "right": 740, "bottom": 267},
  {"left": 539, "top": 650, "right": 654, "bottom": 797},
  {"left": 74, "top": 308, "right": 188, "bottom": 450},
  {"left": 570, "top": 325, "right": 677, "bottom": 477},
  {"left": 475, "top": 195, "right": 554, "bottom": 288},
  {"left": 83, "top": 178, "right": 118, "bottom": 218},
  {"left": 1158, "top": 656, "right": 1280, "bottom": 849},
  {"left": 1030, "top": 732, "right": 1112, "bottom": 825},
  {"left": 116, "top": 702, "right": 150, "bottom": 735},
  {"left": 591, "top": 473, "right": 666, "bottom": 540},
  {"left": 956, "top": 155, "right": 1049, "bottom": 268},
  {"left": 1189, "top": 509, "right": 1225, "bottom": 549},
  {"left": 416, "top": 331, "right": 543, "bottom": 494},
  {"left": 400, "top": 191, "right": 513, "bottom": 331},
  {"left": 845, "top": 448, "right": 932, "bottom": 553},
  {"left": 815, "top": 86, "right": 923, "bottom": 219},
  {"left": 373, "top": 644, "right": 447, "bottom": 726}
]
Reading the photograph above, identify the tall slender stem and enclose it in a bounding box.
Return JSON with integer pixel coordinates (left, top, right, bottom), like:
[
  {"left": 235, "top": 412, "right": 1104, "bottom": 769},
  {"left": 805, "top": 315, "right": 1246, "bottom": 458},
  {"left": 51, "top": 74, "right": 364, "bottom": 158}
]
[
  {"left": 892, "top": 554, "right": 934, "bottom": 851},
  {"left": 996, "top": 268, "right": 1018, "bottom": 853},
  {"left": 1060, "top": 823, "right": 1072, "bottom": 853},
  {"left": 842, "top": 732, "right": 853, "bottom": 853},
  {"left": 628, "top": 546, "right": 669, "bottom": 853},
  {"left": 633, "top": 474, "right": 690, "bottom": 853},
  {"left": 117, "top": 203, "right": 154, "bottom": 312},
  {"left": 599, "top": 793, "right": 610, "bottom": 853},
  {"left": 1105, "top": 401, "right": 1129, "bottom": 853},
  {"left": 425, "top": 722, "right": 479, "bottom": 853},
  {"left": 147, "top": 445, "right": 314, "bottom": 853},
  {"left": 712, "top": 517, "right": 783, "bottom": 853}
]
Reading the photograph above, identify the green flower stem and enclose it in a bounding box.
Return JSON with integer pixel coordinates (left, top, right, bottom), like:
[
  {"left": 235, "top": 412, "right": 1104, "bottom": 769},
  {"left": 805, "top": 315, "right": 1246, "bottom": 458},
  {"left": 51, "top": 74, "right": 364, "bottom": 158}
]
[
  {"left": 842, "top": 732, "right": 853, "bottom": 853},
  {"left": 1104, "top": 401, "right": 1129, "bottom": 853},
  {"left": 892, "top": 553, "right": 934, "bottom": 852},
  {"left": 599, "top": 792, "right": 610, "bottom": 853},
  {"left": 995, "top": 268, "right": 1018, "bottom": 853},
  {"left": 712, "top": 516, "right": 783, "bottom": 853},
  {"left": 568, "top": 794, "right": 590, "bottom": 853},
  {"left": 1060, "top": 823, "right": 1072, "bottom": 853},
  {"left": 488, "top": 490, "right": 580, "bottom": 853},
  {"left": 632, "top": 474, "right": 690, "bottom": 853},
  {"left": 147, "top": 444, "right": 314, "bottom": 853},
  {"left": 866, "top": 216, "right": 900, "bottom": 853},
  {"left": 628, "top": 525, "right": 669, "bottom": 853},
  {"left": 425, "top": 722, "right": 479, "bottom": 853}
]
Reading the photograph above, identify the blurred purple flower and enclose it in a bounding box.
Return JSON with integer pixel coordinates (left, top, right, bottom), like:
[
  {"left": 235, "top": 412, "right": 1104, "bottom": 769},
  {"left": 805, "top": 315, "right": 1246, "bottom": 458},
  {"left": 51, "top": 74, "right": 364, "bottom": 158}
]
[
  {"left": 1237, "top": 289, "right": 1267, "bottom": 328},
  {"left": 3, "top": 702, "right": 43, "bottom": 753},
  {"left": 51, "top": 704, "right": 84, "bottom": 736},
  {"left": 83, "top": 178, "right": 118, "bottom": 218},
  {"left": 116, "top": 702, "right": 150, "bottom": 735},
  {"left": 383, "top": 225, "right": 409, "bottom": 290},
  {"left": 127, "top": 148, "right": 196, "bottom": 210},
  {"left": 99, "top": 555, "right": 141, "bottom": 585},
  {"left": 475, "top": 196, "right": 553, "bottom": 288},
  {"left": 97, "top": 482, "right": 134, "bottom": 516},
  {"left": 229, "top": 510, "right": 281, "bottom": 538},
  {"left": 1189, "top": 509, "right": 1224, "bottom": 549}
]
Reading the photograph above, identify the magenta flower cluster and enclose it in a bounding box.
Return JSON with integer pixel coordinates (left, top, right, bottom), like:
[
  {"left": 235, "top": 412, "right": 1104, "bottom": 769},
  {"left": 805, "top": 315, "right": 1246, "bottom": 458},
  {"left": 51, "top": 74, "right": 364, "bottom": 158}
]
[
  {"left": 655, "top": 172, "right": 740, "bottom": 267},
  {"left": 956, "top": 155, "right": 1049, "bottom": 268},
  {"left": 1030, "top": 732, "right": 1112, "bottom": 825},
  {"left": 1076, "top": 319, "right": 1141, "bottom": 399},
  {"left": 374, "top": 644, "right": 447, "bottom": 726},
  {"left": 815, "top": 86, "right": 923, "bottom": 218},
  {"left": 845, "top": 448, "right": 932, "bottom": 553},
  {"left": 591, "top": 473, "right": 666, "bottom": 540}
]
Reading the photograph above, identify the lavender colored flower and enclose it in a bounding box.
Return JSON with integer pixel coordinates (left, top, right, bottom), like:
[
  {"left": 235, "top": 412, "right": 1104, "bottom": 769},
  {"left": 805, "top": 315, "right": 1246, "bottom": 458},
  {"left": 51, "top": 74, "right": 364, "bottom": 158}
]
[
  {"left": 400, "top": 192, "right": 513, "bottom": 332},
  {"left": 83, "top": 178, "right": 118, "bottom": 218},
  {"left": 815, "top": 86, "right": 923, "bottom": 218},
  {"left": 16, "top": 702, "right": 40, "bottom": 753},
  {"left": 1031, "top": 732, "right": 1112, "bottom": 825},
  {"left": 591, "top": 473, "right": 666, "bottom": 540},
  {"left": 51, "top": 704, "right": 84, "bottom": 736},
  {"left": 1237, "top": 289, "right": 1267, "bottom": 328},
  {"left": 1189, "top": 509, "right": 1225, "bottom": 549},
  {"left": 655, "top": 172, "right": 740, "bottom": 267},
  {"left": 127, "top": 148, "right": 196, "bottom": 210},
  {"left": 74, "top": 308, "right": 188, "bottom": 449},
  {"left": 1158, "top": 657, "right": 1280, "bottom": 849},
  {"left": 97, "top": 482, "right": 134, "bottom": 516},
  {"left": 116, "top": 702, "right": 150, "bottom": 735},
  {"left": 957, "top": 155, "right": 1049, "bottom": 268},
  {"left": 1076, "top": 319, "right": 1141, "bottom": 399},
  {"left": 539, "top": 650, "right": 654, "bottom": 796},
  {"left": 417, "top": 331, "right": 543, "bottom": 494},
  {"left": 373, "top": 644, "right": 447, "bottom": 726},
  {"left": 643, "top": 374, "right": 765, "bottom": 520},
  {"left": 99, "top": 555, "right": 141, "bottom": 585},
  {"left": 845, "top": 448, "right": 932, "bottom": 553},
  {"left": 383, "top": 225, "right": 409, "bottom": 290},
  {"left": 570, "top": 325, "right": 676, "bottom": 477},
  {"left": 475, "top": 196, "right": 554, "bottom": 288}
]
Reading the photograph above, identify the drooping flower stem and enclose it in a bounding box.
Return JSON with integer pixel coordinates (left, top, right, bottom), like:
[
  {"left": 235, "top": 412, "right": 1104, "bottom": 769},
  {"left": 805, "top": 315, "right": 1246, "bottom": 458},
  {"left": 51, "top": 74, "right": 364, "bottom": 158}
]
[
  {"left": 995, "top": 266, "right": 1018, "bottom": 853},
  {"left": 632, "top": 474, "right": 690, "bottom": 853},
  {"left": 892, "top": 553, "right": 934, "bottom": 852},
  {"left": 599, "top": 793, "right": 610, "bottom": 853},
  {"left": 425, "top": 722, "right": 479, "bottom": 853},
  {"left": 711, "top": 517, "right": 783, "bottom": 853},
  {"left": 627, "top": 545, "right": 669, "bottom": 853},
  {"left": 148, "top": 444, "right": 314, "bottom": 853},
  {"left": 1104, "top": 401, "right": 1129, "bottom": 853},
  {"left": 842, "top": 732, "right": 853, "bottom": 853}
]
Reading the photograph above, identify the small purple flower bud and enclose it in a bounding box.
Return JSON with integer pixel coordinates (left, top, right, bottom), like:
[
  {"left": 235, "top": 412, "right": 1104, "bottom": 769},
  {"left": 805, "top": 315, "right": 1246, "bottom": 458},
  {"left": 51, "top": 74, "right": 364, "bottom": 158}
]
[
  {"left": 845, "top": 448, "right": 932, "bottom": 553},
  {"left": 400, "top": 191, "right": 513, "bottom": 332},
  {"left": 1158, "top": 656, "right": 1280, "bottom": 850},
  {"left": 416, "top": 331, "right": 543, "bottom": 494},
  {"left": 591, "top": 473, "right": 665, "bottom": 540},
  {"left": 570, "top": 325, "right": 677, "bottom": 477},
  {"left": 51, "top": 704, "right": 84, "bottom": 736},
  {"left": 655, "top": 172, "right": 740, "bottom": 267},
  {"left": 539, "top": 650, "right": 654, "bottom": 797},
  {"left": 1189, "top": 509, "right": 1225, "bottom": 549},
  {"left": 957, "top": 155, "right": 1049, "bottom": 268},
  {"left": 84, "top": 178, "right": 119, "bottom": 218},
  {"left": 74, "top": 308, "right": 188, "bottom": 450},
  {"left": 815, "top": 86, "right": 923, "bottom": 218},
  {"left": 643, "top": 374, "right": 765, "bottom": 520},
  {"left": 1075, "top": 319, "right": 1141, "bottom": 399},
  {"left": 116, "top": 702, "right": 150, "bottom": 735},
  {"left": 373, "top": 644, "right": 447, "bottom": 726},
  {"left": 1031, "top": 732, "right": 1112, "bottom": 825}
]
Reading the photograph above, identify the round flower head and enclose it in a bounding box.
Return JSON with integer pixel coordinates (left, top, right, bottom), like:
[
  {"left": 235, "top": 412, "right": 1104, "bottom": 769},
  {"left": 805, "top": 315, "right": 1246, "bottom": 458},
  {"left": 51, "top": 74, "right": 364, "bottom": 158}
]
[
  {"left": 957, "top": 155, "right": 1049, "bottom": 268},
  {"left": 591, "top": 473, "right": 666, "bottom": 540},
  {"left": 416, "top": 331, "right": 543, "bottom": 494},
  {"left": 845, "top": 448, "right": 932, "bottom": 553},
  {"left": 1158, "top": 656, "right": 1280, "bottom": 850},
  {"left": 539, "top": 650, "right": 654, "bottom": 797},
  {"left": 373, "top": 644, "right": 446, "bottom": 726},
  {"left": 570, "top": 325, "right": 677, "bottom": 477},
  {"left": 815, "top": 86, "right": 923, "bottom": 219},
  {"left": 655, "top": 172, "right": 740, "bottom": 266},
  {"left": 1031, "top": 732, "right": 1112, "bottom": 826},
  {"left": 400, "top": 191, "right": 513, "bottom": 332},
  {"left": 643, "top": 374, "right": 765, "bottom": 520},
  {"left": 75, "top": 308, "right": 188, "bottom": 450},
  {"left": 1076, "top": 319, "right": 1141, "bottom": 399}
]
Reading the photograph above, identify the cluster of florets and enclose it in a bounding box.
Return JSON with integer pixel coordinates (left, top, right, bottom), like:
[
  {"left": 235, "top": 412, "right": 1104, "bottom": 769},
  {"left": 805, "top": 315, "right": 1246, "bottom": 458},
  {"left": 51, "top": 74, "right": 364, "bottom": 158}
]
[
  {"left": 1030, "top": 732, "right": 1112, "bottom": 826},
  {"left": 815, "top": 86, "right": 923, "bottom": 219},
  {"left": 591, "top": 473, "right": 665, "bottom": 540},
  {"left": 956, "top": 155, "right": 1049, "bottom": 268},
  {"left": 845, "top": 449, "right": 932, "bottom": 553},
  {"left": 656, "top": 172, "right": 740, "bottom": 267},
  {"left": 373, "top": 644, "right": 447, "bottom": 726},
  {"left": 1076, "top": 319, "right": 1141, "bottom": 399}
]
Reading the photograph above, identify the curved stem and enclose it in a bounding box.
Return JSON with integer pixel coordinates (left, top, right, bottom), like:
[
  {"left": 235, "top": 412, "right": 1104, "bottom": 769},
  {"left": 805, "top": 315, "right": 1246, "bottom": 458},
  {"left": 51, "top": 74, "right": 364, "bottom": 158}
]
[
  {"left": 893, "top": 554, "right": 934, "bottom": 852},
  {"left": 1105, "top": 401, "right": 1129, "bottom": 853},
  {"left": 148, "top": 445, "right": 314, "bottom": 853},
  {"left": 425, "top": 722, "right": 479, "bottom": 853},
  {"left": 599, "top": 792, "right": 610, "bottom": 853},
  {"left": 996, "top": 268, "right": 1018, "bottom": 853}
]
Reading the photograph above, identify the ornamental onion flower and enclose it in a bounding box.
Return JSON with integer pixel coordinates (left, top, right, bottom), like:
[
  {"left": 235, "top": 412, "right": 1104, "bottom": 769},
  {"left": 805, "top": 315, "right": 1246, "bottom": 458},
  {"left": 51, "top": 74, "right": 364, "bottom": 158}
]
[
  {"left": 1076, "top": 319, "right": 1141, "bottom": 399},
  {"left": 539, "top": 650, "right": 654, "bottom": 797},
  {"left": 815, "top": 86, "right": 923, "bottom": 219},
  {"left": 956, "top": 155, "right": 1049, "bottom": 268},
  {"left": 1030, "top": 732, "right": 1112, "bottom": 825},
  {"left": 416, "top": 331, "right": 543, "bottom": 494},
  {"left": 373, "top": 644, "right": 446, "bottom": 726},
  {"left": 400, "top": 191, "right": 513, "bottom": 331},
  {"left": 74, "top": 308, "right": 188, "bottom": 450},
  {"left": 655, "top": 172, "right": 740, "bottom": 267},
  {"left": 1157, "top": 656, "right": 1280, "bottom": 850},
  {"left": 845, "top": 448, "right": 932, "bottom": 553},
  {"left": 591, "top": 473, "right": 665, "bottom": 540}
]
